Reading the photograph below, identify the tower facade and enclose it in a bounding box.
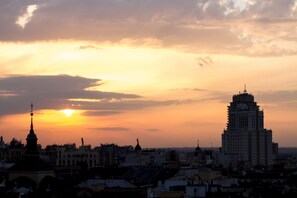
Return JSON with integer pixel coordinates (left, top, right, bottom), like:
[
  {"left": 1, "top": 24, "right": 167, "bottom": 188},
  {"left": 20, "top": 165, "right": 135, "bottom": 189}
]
[{"left": 221, "top": 89, "right": 273, "bottom": 166}]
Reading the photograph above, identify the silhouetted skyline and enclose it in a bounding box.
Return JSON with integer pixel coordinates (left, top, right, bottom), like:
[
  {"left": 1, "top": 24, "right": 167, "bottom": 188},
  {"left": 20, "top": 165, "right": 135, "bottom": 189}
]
[{"left": 0, "top": 0, "right": 297, "bottom": 148}]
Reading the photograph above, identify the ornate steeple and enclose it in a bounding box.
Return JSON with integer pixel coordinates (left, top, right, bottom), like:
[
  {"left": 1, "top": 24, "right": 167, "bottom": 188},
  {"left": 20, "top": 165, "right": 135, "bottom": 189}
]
[{"left": 25, "top": 103, "right": 39, "bottom": 157}]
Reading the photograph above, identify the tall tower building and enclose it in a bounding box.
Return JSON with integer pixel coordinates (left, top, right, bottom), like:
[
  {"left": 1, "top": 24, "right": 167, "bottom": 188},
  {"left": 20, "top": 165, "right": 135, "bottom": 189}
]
[{"left": 221, "top": 88, "right": 273, "bottom": 166}]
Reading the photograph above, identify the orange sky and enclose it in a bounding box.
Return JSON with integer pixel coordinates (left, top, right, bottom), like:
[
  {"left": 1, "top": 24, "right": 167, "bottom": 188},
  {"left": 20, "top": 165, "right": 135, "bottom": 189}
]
[{"left": 0, "top": 0, "right": 297, "bottom": 148}]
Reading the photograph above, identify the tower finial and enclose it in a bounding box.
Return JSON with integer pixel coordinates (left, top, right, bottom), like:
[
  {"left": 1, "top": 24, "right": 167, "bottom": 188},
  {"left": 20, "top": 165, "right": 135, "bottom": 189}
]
[
  {"left": 197, "top": 139, "right": 199, "bottom": 148},
  {"left": 30, "top": 102, "right": 34, "bottom": 131},
  {"left": 31, "top": 102, "right": 33, "bottom": 116},
  {"left": 244, "top": 84, "right": 247, "bottom": 93},
  {"left": 136, "top": 138, "right": 139, "bottom": 145}
]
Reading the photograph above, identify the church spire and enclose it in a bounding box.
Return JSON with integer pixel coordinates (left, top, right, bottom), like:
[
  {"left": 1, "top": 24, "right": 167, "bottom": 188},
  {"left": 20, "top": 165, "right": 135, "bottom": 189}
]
[
  {"left": 30, "top": 102, "right": 34, "bottom": 133},
  {"left": 26, "top": 103, "right": 39, "bottom": 157}
]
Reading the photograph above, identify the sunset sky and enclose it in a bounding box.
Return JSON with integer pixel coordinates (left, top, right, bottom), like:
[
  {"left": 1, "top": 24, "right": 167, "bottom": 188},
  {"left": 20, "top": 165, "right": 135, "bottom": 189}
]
[{"left": 1, "top": 0, "right": 297, "bottom": 148}]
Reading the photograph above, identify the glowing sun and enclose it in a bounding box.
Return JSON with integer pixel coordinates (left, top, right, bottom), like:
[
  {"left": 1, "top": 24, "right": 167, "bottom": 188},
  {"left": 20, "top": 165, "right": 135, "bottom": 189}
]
[{"left": 60, "top": 109, "right": 74, "bottom": 117}]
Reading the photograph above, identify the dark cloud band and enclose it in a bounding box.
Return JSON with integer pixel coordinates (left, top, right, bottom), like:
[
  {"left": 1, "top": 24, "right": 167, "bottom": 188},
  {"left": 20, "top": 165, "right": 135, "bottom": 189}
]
[{"left": 0, "top": 74, "right": 193, "bottom": 116}]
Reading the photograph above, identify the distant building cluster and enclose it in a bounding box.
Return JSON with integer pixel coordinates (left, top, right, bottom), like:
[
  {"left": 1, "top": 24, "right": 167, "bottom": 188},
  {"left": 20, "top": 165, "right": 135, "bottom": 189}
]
[{"left": 0, "top": 90, "right": 296, "bottom": 197}]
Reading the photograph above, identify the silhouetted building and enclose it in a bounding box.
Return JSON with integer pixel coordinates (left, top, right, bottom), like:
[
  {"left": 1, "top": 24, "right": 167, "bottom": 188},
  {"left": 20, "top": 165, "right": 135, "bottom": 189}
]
[
  {"left": 272, "top": 142, "right": 279, "bottom": 156},
  {"left": 56, "top": 143, "right": 99, "bottom": 168},
  {"left": 97, "top": 144, "right": 133, "bottom": 167},
  {"left": 134, "top": 138, "right": 142, "bottom": 151},
  {"left": 221, "top": 88, "right": 273, "bottom": 166},
  {"left": 9, "top": 104, "right": 54, "bottom": 185},
  {"left": 0, "top": 137, "right": 25, "bottom": 163}
]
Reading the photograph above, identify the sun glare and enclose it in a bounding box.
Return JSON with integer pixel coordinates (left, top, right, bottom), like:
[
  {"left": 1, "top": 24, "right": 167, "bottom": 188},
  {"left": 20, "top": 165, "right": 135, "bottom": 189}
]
[{"left": 60, "top": 109, "right": 74, "bottom": 117}]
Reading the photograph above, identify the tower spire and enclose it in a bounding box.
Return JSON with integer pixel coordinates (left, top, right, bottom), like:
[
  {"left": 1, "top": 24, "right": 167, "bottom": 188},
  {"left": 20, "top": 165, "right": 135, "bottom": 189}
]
[
  {"left": 30, "top": 102, "right": 34, "bottom": 133},
  {"left": 26, "top": 102, "right": 38, "bottom": 157},
  {"left": 244, "top": 84, "right": 247, "bottom": 93}
]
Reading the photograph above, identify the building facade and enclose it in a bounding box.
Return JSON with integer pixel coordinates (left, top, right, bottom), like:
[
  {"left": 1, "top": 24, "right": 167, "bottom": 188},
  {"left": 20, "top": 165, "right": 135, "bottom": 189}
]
[
  {"left": 221, "top": 88, "right": 273, "bottom": 166},
  {"left": 56, "top": 144, "right": 99, "bottom": 168}
]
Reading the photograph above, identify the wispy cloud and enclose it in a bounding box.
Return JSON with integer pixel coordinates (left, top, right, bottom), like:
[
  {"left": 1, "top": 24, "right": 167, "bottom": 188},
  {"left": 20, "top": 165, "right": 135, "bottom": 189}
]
[
  {"left": 15, "top": 4, "right": 39, "bottom": 29},
  {"left": 256, "top": 90, "right": 297, "bottom": 106},
  {"left": 91, "top": 127, "right": 131, "bottom": 132},
  {"left": 82, "top": 110, "right": 123, "bottom": 116},
  {"left": 78, "top": 45, "right": 100, "bottom": 50}
]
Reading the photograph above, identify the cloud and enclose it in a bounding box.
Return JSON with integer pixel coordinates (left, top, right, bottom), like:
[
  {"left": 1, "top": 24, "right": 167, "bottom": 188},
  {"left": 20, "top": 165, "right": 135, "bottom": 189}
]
[
  {"left": 1, "top": 0, "right": 297, "bottom": 56},
  {"left": 187, "top": 88, "right": 297, "bottom": 109},
  {"left": 0, "top": 74, "right": 138, "bottom": 115},
  {"left": 78, "top": 45, "right": 100, "bottom": 50},
  {"left": 75, "top": 99, "right": 194, "bottom": 111},
  {"left": 0, "top": 74, "right": 194, "bottom": 116},
  {"left": 82, "top": 110, "right": 123, "bottom": 116},
  {"left": 15, "top": 4, "right": 39, "bottom": 29},
  {"left": 171, "top": 87, "right": 231, "bottom": 102},
  {"left": 192, "top": 88, "right": 209, "bottom": 92},
  {"left": 256, "top": 90, "right": 297, "bottom": 104},
  {"left": 91, "top": 127, "right": 131, "bottom": 132}
]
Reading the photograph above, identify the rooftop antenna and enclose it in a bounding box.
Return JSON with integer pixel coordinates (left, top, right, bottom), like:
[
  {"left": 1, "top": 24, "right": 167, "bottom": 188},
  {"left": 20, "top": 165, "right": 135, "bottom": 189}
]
[{"left": 244, "top": 84, "right": 247, "bottom": 93}]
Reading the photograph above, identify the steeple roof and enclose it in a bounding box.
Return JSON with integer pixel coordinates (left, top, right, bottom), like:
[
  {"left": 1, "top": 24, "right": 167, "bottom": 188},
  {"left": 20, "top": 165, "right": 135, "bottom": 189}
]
[
  {"left": 134, "top": 138, "right": 142, "bottom": 151},
  {"left": 25, "top": 103, "right": 39, "bottom": 157}
]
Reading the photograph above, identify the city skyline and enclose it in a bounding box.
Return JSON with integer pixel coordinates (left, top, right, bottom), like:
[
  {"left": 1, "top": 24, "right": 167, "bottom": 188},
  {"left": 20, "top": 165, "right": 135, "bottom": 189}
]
[{"left": 1, "top": 0, "right": 297, "bottom": 148}]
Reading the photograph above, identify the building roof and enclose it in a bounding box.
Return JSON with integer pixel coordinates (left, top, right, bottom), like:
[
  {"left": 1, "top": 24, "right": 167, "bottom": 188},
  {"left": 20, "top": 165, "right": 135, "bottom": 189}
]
[
  {"left": 134, "top": 138, "right": 142, "bottom": 151},
  {"left": 9, "top": 157, "right": 53, "bottom": 172},
  {"left": 76, "top": 179, "right": 136, "bottom": 189}
]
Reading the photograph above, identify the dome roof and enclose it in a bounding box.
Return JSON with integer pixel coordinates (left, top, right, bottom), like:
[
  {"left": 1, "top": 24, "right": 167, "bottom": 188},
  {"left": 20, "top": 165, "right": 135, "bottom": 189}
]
[
  {"left": 135, "top": 144, "right": 141, "bottom": 151},
  {"left": 27, "top": 131, "right": 37, "bottom": 140}
]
